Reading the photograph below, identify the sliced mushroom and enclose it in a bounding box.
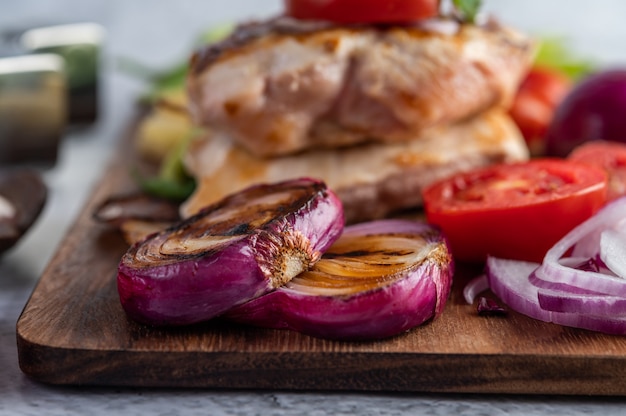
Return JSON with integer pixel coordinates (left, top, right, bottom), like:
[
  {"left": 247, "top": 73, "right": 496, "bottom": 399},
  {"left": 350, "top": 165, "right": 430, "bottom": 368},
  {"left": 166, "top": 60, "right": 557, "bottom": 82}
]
[
  {"left": 0, "top": 169, "right": 47, "bottom": 254},
  {"left": 93, "top": 192, "right": 181, "bottom": 226}
]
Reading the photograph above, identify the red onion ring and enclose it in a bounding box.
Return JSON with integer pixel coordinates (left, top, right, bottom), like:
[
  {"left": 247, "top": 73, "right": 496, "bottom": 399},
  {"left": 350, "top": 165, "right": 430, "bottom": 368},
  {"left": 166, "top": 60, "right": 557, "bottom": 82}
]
[
  {"left": 532, "top": 197, "right": 626, "bottom": 297},
  {"left": 463, "top": 274, "right": 489, "bottom": 304},
  {"left": 600, "top": 229, "right": 626, "bottom": 278},
  {"left": 536, "top": 287, "right": 626, "bottom": 316},
  {"left": 476, "top": 197, "right": 626, "bottom": 334},
  {"left": 486, "top": 256, "right": 626, "bottom": 334}
]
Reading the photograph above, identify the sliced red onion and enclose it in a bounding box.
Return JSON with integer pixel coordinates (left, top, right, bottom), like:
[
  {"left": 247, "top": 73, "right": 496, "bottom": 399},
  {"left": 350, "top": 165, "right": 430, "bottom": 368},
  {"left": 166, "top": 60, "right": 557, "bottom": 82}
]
[
  {"left": 463, "top": 274, "right": 489, "bottom": 304},
  {"left": 599, "top": 229, "right": 626, "bottom": 278},
  {"left": 117, "top": 178, "right": 344, "bottom": 326},
  {"left": 486, "top": 257, "right": 548, "bottom": 321},
  {"left": 537, "top": 287, "right": 626, "bottom": 316},
  {"left": 571, "top": 216, "right": 626, "bottom": 260},
  {"left": 532, "top": 197, "right": 626, "bottom": 297},
  {"left": 477, "top": 297, "right": 506, "bottom": 316},
  {"left": 225, "top": 219, "right": 453, "bottom": 341},
  {"left": 486, "top": 257, "right": 626, "bottom": 334},
  {"left": 528, "top": 267, "right": 607, "bottom": 295},
  {"left": 484, "top": 197, "right": 626, "bottom": 334},
  {"left": 462, "top": 274, "right": 507, "bottom": 316}
]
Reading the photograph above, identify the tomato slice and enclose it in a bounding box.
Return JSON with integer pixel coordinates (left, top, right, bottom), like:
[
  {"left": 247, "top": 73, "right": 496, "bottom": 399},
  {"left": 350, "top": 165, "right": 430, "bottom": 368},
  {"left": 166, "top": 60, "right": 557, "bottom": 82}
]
[
  {"left": 284, "top": 0, "right": 439, "bottom": 24},
  {"left": 422, "top": 159, "right": 608, "bottom": 263},
  {"left": 568, "top": 141, "right": 626, "bottom": 201}
]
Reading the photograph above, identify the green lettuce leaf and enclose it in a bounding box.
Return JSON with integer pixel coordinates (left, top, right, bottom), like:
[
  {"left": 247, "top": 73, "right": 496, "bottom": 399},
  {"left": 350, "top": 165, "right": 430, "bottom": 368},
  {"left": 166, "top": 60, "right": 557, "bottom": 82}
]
[{"left": 133, "top": 130, "right": 202, "bottom": 201}]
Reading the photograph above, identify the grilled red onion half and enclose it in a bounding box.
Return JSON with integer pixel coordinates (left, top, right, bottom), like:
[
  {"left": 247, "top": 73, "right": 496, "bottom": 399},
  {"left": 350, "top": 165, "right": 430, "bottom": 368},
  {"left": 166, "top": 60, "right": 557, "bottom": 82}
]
[
  {"left": 477, "top": 197, "right": 626, "bottom": 334},
  {"left": 117, "top": 178, "right": 344, "bottom": 326},
  {"left": 225, "top": 219, "right": 454, "bottom": 341}
]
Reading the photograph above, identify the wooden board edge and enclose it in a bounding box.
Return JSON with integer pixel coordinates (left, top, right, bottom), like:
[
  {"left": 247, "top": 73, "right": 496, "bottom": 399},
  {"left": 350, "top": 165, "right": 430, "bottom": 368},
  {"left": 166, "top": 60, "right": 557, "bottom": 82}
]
[{"left": 14, "top": 335, "right": 626, "bottom": 396}]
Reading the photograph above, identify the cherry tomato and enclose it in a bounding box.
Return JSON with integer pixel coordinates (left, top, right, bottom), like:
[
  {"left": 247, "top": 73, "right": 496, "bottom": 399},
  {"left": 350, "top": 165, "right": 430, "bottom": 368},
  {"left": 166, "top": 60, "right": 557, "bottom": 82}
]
[
  {"left": 568, "top": 141, "right": 626, "bottom": 202},
  {"left": 509, "top": 66, "right": 572, "bottom": 156},
  {"left": 422, "top": 160, "right": 608, "bottom": 263},
  {"left": 284, "top": 0, "right": 439, "bottom": 24}
]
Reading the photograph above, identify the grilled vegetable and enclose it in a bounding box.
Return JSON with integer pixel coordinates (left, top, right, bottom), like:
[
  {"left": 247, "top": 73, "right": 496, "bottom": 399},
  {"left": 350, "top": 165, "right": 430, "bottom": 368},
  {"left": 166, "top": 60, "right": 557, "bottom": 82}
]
[
  {"left": 226, "top": 219, "right": 453, "bottom": 340},
  {"left": 117, "top": 178, "right": 344, "bottom": 326}
]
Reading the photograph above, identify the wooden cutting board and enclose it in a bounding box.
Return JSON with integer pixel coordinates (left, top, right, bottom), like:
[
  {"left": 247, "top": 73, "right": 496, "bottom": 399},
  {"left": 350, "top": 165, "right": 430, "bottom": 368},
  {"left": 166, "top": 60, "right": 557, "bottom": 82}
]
[{"left": 15, "top": 118, "right": 626, "bottom": 395}]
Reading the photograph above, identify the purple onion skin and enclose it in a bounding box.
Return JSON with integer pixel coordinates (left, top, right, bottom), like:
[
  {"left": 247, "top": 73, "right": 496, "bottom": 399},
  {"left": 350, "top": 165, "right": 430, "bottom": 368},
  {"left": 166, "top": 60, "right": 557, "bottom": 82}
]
[
  {"left": 117, "top": 178, "right": 345, "bottom": 326},
  {"left": 546, "top": 69, "right": 626, "bottom": 157},
  {"left": 225, "top": 220, "right": 454, "bottom": 341}
]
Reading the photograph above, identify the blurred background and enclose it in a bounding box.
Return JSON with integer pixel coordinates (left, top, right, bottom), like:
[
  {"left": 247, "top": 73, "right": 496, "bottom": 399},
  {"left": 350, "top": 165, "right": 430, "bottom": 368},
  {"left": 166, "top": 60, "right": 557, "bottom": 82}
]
[{"left": 1, "top": 0, "right": 626, "bottom": 280}]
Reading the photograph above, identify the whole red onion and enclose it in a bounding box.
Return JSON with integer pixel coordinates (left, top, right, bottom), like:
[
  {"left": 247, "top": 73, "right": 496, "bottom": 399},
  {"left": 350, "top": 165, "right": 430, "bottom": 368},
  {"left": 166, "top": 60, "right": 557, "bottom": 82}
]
[{"left": 546, "top": 69, "right": 626, "bottom": 157}]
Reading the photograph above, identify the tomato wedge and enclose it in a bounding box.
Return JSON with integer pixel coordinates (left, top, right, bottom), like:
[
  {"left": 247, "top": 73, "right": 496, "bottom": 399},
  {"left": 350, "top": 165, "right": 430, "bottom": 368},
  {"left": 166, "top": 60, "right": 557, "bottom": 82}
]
[
  {"left": 284, "top": 0, "right": 439, "bottom": 24},
  {"left": 568, "top": 141, "right": 626, "bottom": 201},
  {"left": 422, "top": 160, "right": 608, "bottom": 263}
]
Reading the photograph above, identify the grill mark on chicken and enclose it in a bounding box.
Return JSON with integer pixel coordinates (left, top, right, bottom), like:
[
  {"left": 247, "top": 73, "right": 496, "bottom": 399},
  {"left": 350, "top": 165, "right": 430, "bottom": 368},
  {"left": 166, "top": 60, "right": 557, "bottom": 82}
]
[
  {"left": 181, "top": 109, "right": 529, "bottom": 223},
  {"left": 192, "top": 17, "right": 336, "bottom": 74},
  {"left": 188, "top": 17, "right": 534, "bottom": 158}
]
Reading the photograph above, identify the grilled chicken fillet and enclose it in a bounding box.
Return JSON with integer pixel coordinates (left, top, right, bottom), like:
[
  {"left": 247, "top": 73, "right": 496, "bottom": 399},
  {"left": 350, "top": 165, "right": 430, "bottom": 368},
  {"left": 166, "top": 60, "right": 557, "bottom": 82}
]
[
  {"left": 181, "top": 109, "right": 528, "bottom": 223},
  {"left": 188, "top": 17, "right": 534, "bottom": 157}
]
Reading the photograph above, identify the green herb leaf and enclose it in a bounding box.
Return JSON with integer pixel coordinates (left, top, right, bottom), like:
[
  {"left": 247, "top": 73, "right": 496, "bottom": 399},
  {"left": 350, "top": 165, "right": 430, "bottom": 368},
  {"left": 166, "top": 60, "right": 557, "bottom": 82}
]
[
  {"left": 534, "top": 37, "right": 596, "bottom": 80},
  {"left": 452, "top": 0, "right": 482, "bottom": 23},
  {"left": 134, "top": 172, "right": 196, "bottom": 202},
  {"left": 133, "top": 130, "right": 203, "bottom": 201},
  {"left": 125, "top": 24, "right": 237, "bottom": 200}
]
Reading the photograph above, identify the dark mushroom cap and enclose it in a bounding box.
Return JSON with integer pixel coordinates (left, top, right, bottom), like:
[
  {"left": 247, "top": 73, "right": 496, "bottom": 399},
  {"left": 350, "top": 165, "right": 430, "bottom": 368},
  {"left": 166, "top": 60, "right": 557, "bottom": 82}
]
[{"left": 0, "top": 169, "right": 47, "bottom": 255}]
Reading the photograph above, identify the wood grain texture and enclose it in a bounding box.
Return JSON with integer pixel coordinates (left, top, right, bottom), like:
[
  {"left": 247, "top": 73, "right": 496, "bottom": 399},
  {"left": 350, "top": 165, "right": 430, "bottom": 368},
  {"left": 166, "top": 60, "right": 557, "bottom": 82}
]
[{"left": 15, "top": 118, "right": 626, "bottom": 394}]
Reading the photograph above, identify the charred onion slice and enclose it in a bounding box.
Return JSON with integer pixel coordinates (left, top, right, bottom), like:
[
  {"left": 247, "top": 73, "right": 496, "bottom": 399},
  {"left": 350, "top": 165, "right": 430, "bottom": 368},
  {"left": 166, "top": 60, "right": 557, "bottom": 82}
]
[
  {"left": 225, "top": 219, "right": 453, "bottom": 340},
  {"left": 117, "top": 178, "right": 344, "bottom": 326}
]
